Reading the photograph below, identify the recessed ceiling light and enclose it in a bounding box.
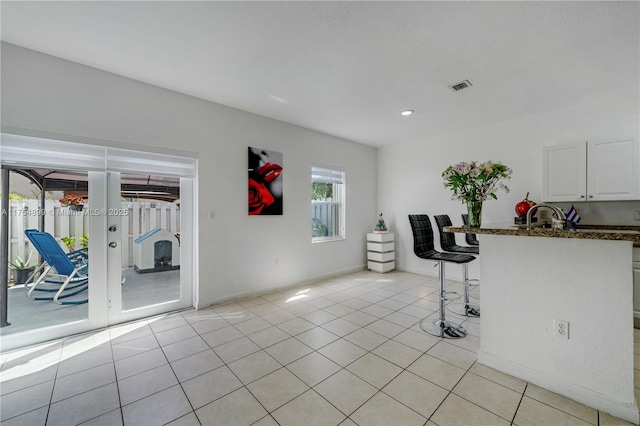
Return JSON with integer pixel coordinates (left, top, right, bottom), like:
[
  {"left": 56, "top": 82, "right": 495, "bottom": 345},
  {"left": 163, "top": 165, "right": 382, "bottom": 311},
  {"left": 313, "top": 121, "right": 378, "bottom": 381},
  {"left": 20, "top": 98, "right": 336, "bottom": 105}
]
[{"left": 400, "top": 110, "right": 414, "bottom": 116}]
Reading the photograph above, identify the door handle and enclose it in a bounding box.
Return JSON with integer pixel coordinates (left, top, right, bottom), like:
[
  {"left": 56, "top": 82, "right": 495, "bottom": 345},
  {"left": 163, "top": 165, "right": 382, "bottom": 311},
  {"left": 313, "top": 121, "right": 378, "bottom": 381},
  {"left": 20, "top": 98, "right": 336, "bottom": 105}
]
[
  {"left": 109, "top": 226, "right": 117, "bottom": 232},
  {"left": 109, "top": 242, "right": 117, "bottom": 248}
]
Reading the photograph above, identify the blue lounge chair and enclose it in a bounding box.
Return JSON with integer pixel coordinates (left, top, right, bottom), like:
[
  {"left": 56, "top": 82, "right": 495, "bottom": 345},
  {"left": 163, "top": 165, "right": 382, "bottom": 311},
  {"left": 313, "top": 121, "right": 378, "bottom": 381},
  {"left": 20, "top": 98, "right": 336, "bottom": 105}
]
[{"left": 24, "top": 229, "right": 88, "bottom": 305}]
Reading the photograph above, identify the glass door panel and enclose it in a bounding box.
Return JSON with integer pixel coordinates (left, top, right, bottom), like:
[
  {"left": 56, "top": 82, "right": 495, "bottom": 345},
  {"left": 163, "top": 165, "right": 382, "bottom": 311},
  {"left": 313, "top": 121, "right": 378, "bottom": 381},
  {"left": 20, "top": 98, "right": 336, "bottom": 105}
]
[
  {"left": 1, "top": 168, "right": 93, "bottom": 349},
  {"left": 106, "top": 172, "right": 191, "bottom": 325}
]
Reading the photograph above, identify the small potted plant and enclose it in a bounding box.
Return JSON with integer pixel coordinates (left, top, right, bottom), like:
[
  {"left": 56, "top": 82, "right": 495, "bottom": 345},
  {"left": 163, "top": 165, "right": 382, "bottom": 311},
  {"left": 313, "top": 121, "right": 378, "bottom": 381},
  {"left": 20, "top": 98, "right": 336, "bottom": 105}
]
[
  {"left": 9, "top": 252, "right": 35, "bottom": 285},
  {"left": 374, "top": 212, "right": 388, "bottom": 233},
  {"left": 59, "top": 193, "right": 85, "bottom": 211}
]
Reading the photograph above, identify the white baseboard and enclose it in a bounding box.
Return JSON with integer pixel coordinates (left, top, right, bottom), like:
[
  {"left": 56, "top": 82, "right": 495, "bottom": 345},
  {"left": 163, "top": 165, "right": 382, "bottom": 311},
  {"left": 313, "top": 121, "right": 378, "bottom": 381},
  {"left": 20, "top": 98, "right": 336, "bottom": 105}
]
[
  {"left": 396, "top": 264, "right": 439, "bottom": 279},
  {"left": 196, "top": 264, "right": 366, "bottom": 309},
  {"left": 478, "top": 351, "right": 639, "bottom": 424}
]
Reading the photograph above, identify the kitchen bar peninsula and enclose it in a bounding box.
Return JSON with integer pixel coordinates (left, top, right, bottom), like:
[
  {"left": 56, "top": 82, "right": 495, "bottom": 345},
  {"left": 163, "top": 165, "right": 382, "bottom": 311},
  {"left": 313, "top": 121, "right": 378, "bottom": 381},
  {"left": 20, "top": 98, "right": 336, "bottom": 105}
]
[{"left": 445, "top": 223, "right": 639, "bottom": 423}]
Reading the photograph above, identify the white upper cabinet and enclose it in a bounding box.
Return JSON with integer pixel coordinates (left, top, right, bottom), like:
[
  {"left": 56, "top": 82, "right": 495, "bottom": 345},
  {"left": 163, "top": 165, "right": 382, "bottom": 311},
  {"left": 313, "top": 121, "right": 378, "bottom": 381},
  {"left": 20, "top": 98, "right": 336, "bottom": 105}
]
[
  {"left": 543, "top": 139, "right": 639, "bottom": 202},
  {"left": 543, "top": 143, "right": 587, "bottom": 202},
  {"left": 588, "top": 139, "right": 639, "bottom": 201}
]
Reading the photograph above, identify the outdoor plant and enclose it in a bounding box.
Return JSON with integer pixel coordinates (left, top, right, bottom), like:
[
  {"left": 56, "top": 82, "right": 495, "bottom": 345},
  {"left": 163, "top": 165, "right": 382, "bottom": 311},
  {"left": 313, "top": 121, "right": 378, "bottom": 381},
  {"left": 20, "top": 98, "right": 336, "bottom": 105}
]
[
  {"left": 61, "top": 236, "right": 75, "bottom": 252},
  {"left": 9, "top": 251, "right": 33, "bottom": 270},
  {"left": 80, "top": 234, "right": 89, "bottom": 249},
  {"left": 0, "top": 192, "right": 26, "bottom": 202},
  {"left": 59, "top": 193, "right": 85, "bottom": 206},
  {"left": 9, "top": 192, "right": 25, "bottom": 202},
  {"left": 312, "top": 182, "right": 333, "bottom": 200}
]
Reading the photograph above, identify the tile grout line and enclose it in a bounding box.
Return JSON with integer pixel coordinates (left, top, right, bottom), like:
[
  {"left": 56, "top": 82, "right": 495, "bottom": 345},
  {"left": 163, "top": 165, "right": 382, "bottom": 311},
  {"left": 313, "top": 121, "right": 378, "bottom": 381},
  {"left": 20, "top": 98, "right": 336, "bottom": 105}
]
[
  {"left": 158, "top": 317, "right": 203, "bottom": 426},
  {"left": 106, "top": 333, "right": 127, "bottom": 426},
  {"left": 510, "top": 382, "right": 528, "bottom": 425},
  {"left": 44, "top": 337, "right": 65, "bottom": 426}
]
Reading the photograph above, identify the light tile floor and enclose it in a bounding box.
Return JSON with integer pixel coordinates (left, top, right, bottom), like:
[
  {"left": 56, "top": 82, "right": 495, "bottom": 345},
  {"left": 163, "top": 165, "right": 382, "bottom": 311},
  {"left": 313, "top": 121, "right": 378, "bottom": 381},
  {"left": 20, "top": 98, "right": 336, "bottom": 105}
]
[{"left": 0, "top": 270, "right": 636, "bottom": 425}]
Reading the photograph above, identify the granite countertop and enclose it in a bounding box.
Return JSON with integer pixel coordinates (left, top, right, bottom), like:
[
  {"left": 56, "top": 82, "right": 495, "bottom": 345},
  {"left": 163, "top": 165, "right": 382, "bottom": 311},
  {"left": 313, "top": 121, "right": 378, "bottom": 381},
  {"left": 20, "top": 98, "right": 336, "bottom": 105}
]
[{"left": 444, "top": 222, "right": 640, "bottom": 247}]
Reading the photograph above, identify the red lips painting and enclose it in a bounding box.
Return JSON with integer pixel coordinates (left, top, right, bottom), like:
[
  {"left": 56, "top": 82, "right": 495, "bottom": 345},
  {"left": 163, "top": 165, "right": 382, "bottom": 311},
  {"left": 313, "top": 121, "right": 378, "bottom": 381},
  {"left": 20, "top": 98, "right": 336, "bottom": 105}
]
[{"left": 248, "top": 147, "right": 283, "bottom": 215}]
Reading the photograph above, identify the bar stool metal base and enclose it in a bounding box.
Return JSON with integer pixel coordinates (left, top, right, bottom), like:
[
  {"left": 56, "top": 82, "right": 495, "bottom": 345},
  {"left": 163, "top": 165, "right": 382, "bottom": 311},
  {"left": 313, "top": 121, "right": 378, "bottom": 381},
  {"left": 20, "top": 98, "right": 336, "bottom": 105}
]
[
  {"left": 448, "top": 303, "right": 480, "bottom": 317},
  {"left": 420, "top": 261, "right": 468, "bottom": 339},
  {"left": 447, "top": 263, "right": 480, "bottom": 317},
  {"left": 420, "top": 318, "right": 467, "bottom": 338}
]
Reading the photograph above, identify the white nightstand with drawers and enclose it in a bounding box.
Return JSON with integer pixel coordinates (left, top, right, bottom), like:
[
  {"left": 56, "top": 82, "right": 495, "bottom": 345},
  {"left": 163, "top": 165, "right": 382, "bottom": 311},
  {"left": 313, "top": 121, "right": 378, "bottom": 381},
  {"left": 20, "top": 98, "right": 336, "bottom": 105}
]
[{"left": 366, "top": 232, "right": 395, "bottom": 273}]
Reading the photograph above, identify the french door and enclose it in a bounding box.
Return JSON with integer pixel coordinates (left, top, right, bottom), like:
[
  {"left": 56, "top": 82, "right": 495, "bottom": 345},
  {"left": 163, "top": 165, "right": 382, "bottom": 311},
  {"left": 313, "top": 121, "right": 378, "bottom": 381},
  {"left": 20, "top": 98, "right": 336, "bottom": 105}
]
[
  {"left": 102, "top": 171, "right": 194, "bottom": 325},
  {"left": 0, "top": 133, "right": 196, "bottom": 351}
]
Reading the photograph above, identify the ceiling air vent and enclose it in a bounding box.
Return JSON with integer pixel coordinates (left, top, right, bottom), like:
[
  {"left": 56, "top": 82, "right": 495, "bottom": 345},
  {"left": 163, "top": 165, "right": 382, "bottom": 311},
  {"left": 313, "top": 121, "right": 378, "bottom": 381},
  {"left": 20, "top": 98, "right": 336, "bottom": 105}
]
[{"left": 449, "top": 80, "right": 473, "bottom": 92}]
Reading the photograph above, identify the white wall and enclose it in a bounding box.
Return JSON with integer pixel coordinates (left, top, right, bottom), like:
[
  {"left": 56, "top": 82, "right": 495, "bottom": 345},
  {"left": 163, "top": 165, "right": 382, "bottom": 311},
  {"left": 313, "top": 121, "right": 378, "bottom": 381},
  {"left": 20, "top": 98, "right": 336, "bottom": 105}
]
[
  {"left": 0, "top": 43, "right": 377, "bottom": 307},
  {"left": 379, "top": 86, "right": 639, "bottom": 279},
  {"left": 480, "top": 235, "right": 636, "bottom": 423}
]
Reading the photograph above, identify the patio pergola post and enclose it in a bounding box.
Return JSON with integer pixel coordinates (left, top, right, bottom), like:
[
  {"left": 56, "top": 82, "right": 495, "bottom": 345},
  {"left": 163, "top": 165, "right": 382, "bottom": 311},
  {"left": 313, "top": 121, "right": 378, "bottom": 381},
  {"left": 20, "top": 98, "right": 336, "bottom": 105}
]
[
  {"left": 1, "top": 167, "right": 10, "bottom": 326},
  {"left": 40, "top": 178, "right": 46, "bottom": 231}
]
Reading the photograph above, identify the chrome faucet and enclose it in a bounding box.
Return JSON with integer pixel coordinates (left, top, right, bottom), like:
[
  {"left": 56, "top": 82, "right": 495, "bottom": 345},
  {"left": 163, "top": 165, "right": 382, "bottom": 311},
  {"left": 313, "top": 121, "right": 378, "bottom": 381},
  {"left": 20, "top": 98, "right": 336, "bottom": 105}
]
[{"left": 526, "top": 203, "right": 567, "bottom": 230}]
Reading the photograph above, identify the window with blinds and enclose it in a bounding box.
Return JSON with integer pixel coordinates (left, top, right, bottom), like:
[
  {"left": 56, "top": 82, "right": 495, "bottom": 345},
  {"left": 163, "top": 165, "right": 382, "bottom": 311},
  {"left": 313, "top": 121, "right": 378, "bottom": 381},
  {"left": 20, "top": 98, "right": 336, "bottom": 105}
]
[{"left": 311, "top": 165, "right": 345, "bottom": 242}]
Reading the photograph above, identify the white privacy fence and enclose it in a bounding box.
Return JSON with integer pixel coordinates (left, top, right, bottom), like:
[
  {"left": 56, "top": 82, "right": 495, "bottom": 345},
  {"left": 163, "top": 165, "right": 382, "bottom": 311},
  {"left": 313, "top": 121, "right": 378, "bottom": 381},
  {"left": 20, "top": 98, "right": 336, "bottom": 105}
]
[
  {"left": 312, "top": 203, "right": 340, "bottom": 237},
  {"left": 6, "top": 199, "right": 180, "bottom": 271}
]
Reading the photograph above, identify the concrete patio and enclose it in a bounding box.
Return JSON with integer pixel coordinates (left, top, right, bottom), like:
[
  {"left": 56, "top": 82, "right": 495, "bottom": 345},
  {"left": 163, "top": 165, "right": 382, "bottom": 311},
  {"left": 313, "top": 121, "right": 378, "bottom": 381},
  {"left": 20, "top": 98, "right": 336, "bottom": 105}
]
[{"left": 1, "top": 268, "right": 181, "bottom": 336}]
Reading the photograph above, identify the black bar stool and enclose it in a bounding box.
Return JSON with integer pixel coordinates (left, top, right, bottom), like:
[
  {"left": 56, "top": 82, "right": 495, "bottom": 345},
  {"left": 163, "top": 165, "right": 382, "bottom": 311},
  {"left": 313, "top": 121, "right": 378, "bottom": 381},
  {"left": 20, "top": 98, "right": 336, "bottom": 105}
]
[
  {"left": 408, "top": 215, "right": 474, "bottom": 338},
  {"left": 434, "top": 215, "right": 480, "bottom": 317},
  {"left": 461, "top": 214, "right": 480, "bottom": 246},
  {"left": 461, "top": 213, "right": 481, "bottom": 302}
]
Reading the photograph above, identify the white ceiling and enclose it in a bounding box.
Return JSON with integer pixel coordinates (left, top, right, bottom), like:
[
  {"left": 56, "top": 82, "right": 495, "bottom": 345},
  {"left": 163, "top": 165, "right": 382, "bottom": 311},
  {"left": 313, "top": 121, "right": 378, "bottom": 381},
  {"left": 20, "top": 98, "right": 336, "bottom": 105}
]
[{"left": 1, "top": 1, "right": 638, "bottom": 148}]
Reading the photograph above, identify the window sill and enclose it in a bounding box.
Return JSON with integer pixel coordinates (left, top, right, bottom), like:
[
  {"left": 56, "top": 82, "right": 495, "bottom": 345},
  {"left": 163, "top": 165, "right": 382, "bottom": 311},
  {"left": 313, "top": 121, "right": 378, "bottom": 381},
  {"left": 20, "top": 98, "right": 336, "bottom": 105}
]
[{"left": 312, "top": 236, "right": 345, "bottom": 244}]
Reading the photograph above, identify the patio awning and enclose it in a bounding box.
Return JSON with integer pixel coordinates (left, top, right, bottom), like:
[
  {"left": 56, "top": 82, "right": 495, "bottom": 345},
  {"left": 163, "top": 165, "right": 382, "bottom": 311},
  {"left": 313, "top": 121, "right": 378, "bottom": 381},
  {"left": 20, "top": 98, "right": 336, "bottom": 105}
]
[{"left": 7, "top": 167, "right": 181, "bottom": 201}]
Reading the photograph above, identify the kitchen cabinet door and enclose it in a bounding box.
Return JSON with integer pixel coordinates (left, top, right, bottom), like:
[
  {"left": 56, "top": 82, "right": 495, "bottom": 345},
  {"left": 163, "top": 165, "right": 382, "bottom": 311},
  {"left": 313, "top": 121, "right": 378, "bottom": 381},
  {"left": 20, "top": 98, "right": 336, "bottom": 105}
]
[
  {"left": 543, "top": 139, "right": 639, "bottom": 202},
  {"left": 587, "top": 139, "right": 638, "bottom": 201},
  {"left": 542, "top": 142, "right": 586, "bottom": 202}
]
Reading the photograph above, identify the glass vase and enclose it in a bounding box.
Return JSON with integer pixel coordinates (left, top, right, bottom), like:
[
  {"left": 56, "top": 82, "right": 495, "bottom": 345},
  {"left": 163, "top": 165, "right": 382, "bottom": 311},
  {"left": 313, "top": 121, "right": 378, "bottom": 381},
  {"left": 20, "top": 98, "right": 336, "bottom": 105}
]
[{"left": 467, "top": 201, "right": 483, "bottom": 228}]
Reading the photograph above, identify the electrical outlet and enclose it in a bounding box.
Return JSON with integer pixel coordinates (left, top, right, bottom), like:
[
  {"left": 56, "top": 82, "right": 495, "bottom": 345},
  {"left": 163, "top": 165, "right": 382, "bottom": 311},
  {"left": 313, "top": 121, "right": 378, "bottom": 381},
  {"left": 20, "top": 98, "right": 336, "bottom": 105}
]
[
  {"left": 554, "top": 319, "right": 569, "bottom": 339},
  {"left": 539, "top": 210, "right": 548, "bottom": 220},
  {"left": 274, "top": 257, "right": 279, "bottom": 266},
  {"left": 634, "top": 210, "right": 640, "bottom": 221}
]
